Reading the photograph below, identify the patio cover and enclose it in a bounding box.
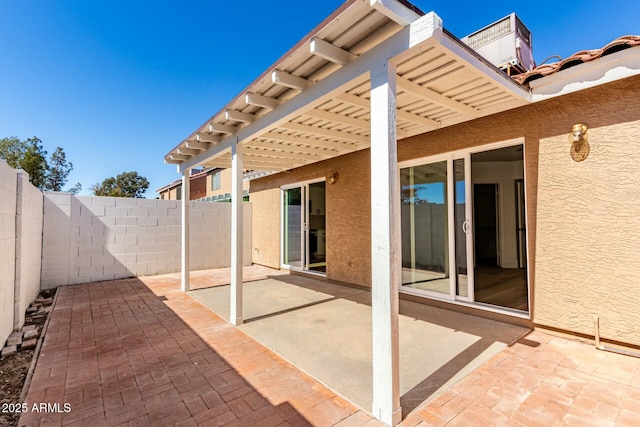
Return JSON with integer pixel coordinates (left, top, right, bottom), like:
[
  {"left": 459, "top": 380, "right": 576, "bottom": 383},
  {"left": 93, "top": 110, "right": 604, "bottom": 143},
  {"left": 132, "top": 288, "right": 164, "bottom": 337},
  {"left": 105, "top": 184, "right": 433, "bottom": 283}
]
[
  {"left": 163, "top": 1, "right": 531, "bottom": 425},
  {"left": 164, "top": 1, "right": 529, "bottom": 171}
]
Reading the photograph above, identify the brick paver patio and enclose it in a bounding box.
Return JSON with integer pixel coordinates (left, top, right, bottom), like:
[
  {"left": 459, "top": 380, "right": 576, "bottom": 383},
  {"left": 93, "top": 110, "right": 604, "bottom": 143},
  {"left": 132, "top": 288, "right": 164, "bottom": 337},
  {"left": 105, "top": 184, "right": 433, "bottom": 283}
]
[{"left": 19, "top": 272, "right": 640, "bottom": 426}]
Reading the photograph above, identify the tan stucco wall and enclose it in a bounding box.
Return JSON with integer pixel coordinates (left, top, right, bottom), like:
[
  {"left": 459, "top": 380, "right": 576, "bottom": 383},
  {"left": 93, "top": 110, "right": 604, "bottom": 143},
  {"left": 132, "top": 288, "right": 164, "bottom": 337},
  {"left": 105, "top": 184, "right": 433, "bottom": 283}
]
[
  {"left": 250, "top": 150, "right": 372, "bottom": 286},
  {"left": 250, "top": 75, "right": 640, "bottom": 344},
  {"left": 250, "top": 188, "right": 281, "bottom": 268},
  {"left": 206, "top": 168, "right": 250, "bottom": 198},
  {"left": 535, "top": 119, "right": 640, "bottom": 345},
  {"left": 169, "top": 187, "right": 179, "bottom": 200}
]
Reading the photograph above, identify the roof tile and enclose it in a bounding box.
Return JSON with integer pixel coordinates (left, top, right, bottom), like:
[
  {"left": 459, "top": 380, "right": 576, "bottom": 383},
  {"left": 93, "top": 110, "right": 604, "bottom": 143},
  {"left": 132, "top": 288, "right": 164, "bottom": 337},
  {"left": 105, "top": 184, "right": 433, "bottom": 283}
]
[{"left": 513, "top": 35, "right": 640, "bottom": 85}]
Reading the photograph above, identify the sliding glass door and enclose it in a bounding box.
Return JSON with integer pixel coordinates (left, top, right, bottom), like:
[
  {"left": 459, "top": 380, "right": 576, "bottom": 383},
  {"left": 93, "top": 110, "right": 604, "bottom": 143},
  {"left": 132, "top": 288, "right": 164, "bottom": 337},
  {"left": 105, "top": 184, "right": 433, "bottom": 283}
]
[
  {"left": 401, "top": 155, "right": 473, "bottom": 300},
  {"left": 400, "top": 143, "right": 529, "bottom": 314},
  {"left": 282, "top": 180, "right": 326, "bottom": 273},
  {"left": 283, "top": 187, "right": 303, "bottom": 269}
]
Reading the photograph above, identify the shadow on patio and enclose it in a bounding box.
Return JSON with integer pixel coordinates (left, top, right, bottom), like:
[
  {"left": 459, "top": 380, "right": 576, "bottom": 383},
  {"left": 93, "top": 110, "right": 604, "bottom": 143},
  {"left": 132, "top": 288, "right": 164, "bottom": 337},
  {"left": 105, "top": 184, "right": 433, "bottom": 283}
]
[
  {"left": 20, "top": 275, "right": 367, "bottom": 426},
  {"left": 186, "top": 266, "right": 529, "bottom": 416}
]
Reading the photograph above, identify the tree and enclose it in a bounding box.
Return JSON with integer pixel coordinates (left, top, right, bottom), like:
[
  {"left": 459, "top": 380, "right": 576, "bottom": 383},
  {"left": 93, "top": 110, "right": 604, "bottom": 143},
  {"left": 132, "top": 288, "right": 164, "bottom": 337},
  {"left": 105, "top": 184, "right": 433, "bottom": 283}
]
[
  {"left": 0, "top": 136, "right": 48, "bottom": 189},
  {"left": 46, "top": 147, "right": 73, "bottom": 191},
  {"left": 0, "top": 136, "right": 24, "bottom": 167},
  {"left": 0, "top": 136, "right": 75, "bottom": 192},
  {"left": 21, "top": 138, "right": 49, "bottom": 189},
  {"left": 67, "top": 182, "right": 82, "bottom": 195},
  {"left": 91, "top": 171, "right": 149, "bottom": 198}
]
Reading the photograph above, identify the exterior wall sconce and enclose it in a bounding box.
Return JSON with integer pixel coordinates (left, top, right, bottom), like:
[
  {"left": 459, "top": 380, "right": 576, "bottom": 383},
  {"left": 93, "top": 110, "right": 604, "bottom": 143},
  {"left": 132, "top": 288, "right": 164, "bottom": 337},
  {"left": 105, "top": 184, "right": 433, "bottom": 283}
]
[
  {"left": 328, "top": 172, "right": 339, "bottom": 184},
  {"left": 569, "top": 123, "right": 589, "bottom": 162}
]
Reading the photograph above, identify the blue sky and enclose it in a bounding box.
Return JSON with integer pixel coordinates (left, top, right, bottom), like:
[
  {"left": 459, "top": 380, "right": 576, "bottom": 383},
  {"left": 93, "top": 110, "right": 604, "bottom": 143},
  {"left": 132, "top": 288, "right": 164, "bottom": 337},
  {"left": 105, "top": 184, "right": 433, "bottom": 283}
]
[{"left": 1, "top": 1, "right": 638, "bottom": 197}]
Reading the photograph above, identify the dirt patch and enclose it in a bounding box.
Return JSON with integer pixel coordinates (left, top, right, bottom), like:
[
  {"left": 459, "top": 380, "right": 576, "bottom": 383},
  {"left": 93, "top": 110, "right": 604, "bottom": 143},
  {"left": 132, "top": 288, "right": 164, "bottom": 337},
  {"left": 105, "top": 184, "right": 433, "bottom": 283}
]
[
  {"left": 0, "top": 289, "right": 56, "bottom": 427},
  {"left": 0, "top": 350, "right": 34, "bottom": 426}
]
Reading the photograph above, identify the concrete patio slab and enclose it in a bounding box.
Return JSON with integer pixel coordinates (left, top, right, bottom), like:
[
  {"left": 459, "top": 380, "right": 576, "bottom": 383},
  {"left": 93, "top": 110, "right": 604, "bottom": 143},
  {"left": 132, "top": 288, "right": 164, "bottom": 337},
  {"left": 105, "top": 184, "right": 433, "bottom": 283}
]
[
  {"left": 189, "top": 275, "right": 365, "bottom": 321},
  {"left": 188, "top": 274, "right": 528, "bottom": 414}
]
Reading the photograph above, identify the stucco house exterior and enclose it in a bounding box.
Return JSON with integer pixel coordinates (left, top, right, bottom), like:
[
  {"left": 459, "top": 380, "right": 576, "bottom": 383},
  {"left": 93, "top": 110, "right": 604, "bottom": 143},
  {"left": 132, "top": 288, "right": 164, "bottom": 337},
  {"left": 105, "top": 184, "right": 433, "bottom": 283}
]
[{"left": 164, "top": 1, "right": 640, "bottom": 424}]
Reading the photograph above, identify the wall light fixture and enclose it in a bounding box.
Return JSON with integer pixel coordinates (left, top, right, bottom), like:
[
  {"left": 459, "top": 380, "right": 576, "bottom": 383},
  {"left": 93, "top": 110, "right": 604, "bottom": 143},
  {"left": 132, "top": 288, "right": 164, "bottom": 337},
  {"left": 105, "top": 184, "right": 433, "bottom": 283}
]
[{"left": 569, "top": 123, "right": 589, "bottom": 162}]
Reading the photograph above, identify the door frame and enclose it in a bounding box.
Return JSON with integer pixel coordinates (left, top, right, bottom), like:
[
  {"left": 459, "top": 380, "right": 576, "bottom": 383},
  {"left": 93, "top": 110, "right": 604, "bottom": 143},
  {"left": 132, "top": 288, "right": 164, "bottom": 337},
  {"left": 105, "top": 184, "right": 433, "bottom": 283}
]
[
  {"left": 398, "top": 138, "right": 531, "bottom": 318},
  {"left": 280, "top": 177, "right": 327, "bottom": 275}
]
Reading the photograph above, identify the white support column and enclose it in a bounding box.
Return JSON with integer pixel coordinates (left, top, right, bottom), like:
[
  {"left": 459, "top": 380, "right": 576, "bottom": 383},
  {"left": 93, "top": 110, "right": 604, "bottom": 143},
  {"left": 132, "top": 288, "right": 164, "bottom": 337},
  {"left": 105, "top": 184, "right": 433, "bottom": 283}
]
[
  {"left": 181, "top": 171, "right": 191, "bottom": 292},
  {"left": 370, "top": 60, "right": 401, "bottom": 426},
  {"left": 230, "top": 142, "right": 244, "bottom": 326}
]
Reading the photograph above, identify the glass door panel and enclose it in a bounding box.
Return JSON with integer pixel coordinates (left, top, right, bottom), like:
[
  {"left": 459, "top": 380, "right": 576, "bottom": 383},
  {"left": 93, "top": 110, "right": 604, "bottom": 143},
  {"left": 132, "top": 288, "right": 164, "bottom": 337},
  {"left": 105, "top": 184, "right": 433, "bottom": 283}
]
[
  {"left": 400, "top": 162, "right": 450, "bottom": 296},
  {"left": 307, "top": 182, "right": 326, "bottom": 272},
  {"left": 283, "top": 187, "right": 302, "bottom": 268}
]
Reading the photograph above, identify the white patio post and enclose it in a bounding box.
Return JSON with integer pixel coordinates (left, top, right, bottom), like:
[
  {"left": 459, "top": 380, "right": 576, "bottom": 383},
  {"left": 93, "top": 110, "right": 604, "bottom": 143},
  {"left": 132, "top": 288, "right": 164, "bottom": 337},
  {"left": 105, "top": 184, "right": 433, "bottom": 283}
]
[
  {"left": 181, "top": 170, "right": 191, "bottom": 292},
  {"left": 370, "top": 60, "right": 401, "bottom": 426},
  {"left": 230, "top": 141, "right": 244, "bottom": 326}
]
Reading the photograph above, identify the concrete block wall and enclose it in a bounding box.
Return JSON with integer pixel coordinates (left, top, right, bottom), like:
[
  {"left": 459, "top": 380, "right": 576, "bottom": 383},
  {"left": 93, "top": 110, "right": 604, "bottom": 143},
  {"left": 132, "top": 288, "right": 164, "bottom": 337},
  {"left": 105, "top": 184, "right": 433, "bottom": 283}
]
[
  {"left": 41, "top": 194, "right": 252, "bottom": 289},
  {"left": 14, "top": 171, "right": 44, "bottom": 330},
  {"left": 0, "top": 161, "right": 44, "bottom": 346},
  {"left": 0, "top": 161, "right": 18, "bottom": 346}
]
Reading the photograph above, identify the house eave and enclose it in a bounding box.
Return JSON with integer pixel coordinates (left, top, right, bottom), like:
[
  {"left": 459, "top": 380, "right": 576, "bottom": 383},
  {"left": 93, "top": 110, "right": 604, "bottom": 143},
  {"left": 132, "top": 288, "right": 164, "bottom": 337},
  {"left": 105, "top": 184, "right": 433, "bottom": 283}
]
[{"left": 530, "top": 47, "right": 640, "bottom": 101}]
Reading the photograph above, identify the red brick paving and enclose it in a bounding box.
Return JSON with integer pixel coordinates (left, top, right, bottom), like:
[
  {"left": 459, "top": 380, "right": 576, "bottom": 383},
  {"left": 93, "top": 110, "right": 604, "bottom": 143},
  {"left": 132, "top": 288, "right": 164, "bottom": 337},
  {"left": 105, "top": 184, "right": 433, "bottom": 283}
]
[
  {"left": 403, "top": 332, "right": 640, "bottom": 427},
  {"left": 19, "top": 272, "right": 640, "bottom": 426}
]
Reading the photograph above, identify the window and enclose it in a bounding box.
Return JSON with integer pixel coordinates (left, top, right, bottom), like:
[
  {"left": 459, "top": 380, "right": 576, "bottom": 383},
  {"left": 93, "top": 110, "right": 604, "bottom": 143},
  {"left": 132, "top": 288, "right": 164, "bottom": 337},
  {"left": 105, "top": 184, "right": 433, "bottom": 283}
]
[
  {"left": 176, "top": 186, "right": 182, "bottom": 200},
  {"left": 211, "top": 171, "right": 221, "bottom": 191}
]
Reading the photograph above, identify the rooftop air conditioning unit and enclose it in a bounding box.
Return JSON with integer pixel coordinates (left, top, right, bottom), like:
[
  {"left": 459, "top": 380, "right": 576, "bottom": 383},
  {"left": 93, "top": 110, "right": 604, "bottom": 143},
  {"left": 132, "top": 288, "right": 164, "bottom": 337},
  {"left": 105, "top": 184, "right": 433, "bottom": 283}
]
[{"left": 461, "top": 13, "right": 535, "bottom": 75}]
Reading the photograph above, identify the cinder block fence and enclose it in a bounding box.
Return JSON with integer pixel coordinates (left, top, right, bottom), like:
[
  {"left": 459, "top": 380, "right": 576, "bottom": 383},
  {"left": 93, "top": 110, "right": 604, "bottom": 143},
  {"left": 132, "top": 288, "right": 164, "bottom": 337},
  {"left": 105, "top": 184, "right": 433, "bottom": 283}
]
[
  {"left": 41, "top": 194, "right": 251, "bottom": 288},
  {"left": 0, "top": 159, "right": 251, "bottom": 346}
]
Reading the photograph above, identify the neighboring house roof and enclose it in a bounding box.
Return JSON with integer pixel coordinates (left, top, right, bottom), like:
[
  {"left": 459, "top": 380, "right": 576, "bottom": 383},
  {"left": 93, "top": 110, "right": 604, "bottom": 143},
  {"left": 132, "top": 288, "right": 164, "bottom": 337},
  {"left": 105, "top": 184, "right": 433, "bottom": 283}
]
[
  {"left": 513, "top": 35, "right": 640, "bottom": 85},
  {"left": 156, "top": 178, "right": 181, "bottom": 193}
]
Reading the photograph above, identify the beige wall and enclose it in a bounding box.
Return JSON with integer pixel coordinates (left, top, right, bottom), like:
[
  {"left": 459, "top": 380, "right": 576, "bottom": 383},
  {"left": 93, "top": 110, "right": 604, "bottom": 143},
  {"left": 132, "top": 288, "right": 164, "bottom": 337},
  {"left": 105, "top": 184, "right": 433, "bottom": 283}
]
[
  {"left": 535, "top": 119, "right": 640, "bottom": 345},
  {"left": 15, "top": 173, "right": 44, "bottom": 330},
  {"left": 0, "top": 161, "right": 17, "bottom": 346},
  {"left": 250, "top": 150, "right": 372, "bottom": 286},
  {"left": 250, "top": 75, "right": 640, "bottom": 345},
  {"left": 206, "top": 168, "right": 250, "bottom": 198},
  {"left": 250, "top": 189, "right": 280, "bottom": 268},
  {"left": 0, "top": 162, "right": 44, "bottom": 346},
  {"left": 42, "top": 195, "right": 253, "bottom": 288}
]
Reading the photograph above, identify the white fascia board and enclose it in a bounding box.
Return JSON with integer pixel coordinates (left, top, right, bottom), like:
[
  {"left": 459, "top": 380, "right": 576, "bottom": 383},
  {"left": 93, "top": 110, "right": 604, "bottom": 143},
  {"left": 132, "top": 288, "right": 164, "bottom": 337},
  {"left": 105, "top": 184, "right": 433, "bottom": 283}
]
[
  {"left": 530, "top": 48, "right": 640, "bottom": 102},
  {"left": 370, "top": 0, "right": 421, "bottom": 26},
  {"left": 439, "top": 33, "right": 531, "bottom": 104},
  {"left": 178, "top": 12, "right": 443, "bottom": 174}
]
